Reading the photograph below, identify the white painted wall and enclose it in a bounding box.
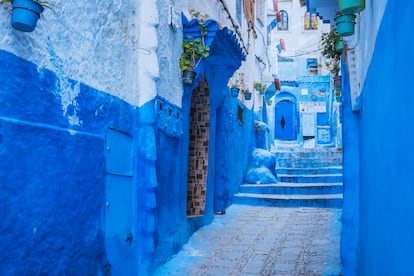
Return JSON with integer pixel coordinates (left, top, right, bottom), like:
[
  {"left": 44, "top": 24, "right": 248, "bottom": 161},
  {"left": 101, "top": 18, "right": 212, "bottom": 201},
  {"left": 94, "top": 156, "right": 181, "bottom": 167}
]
[
  {"left": 267, "top": 0, "right": 330, "bottom": 80},
  {"left": 0, "top": 0, "right": 148, "bottom": 106}
]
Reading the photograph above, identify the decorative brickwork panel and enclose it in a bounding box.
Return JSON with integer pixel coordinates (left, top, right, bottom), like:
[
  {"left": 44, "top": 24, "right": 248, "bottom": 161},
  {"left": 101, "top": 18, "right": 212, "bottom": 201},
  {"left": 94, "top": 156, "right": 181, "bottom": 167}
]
[{"left": 187, "top": 77, "right": 210, "bottom": 217}]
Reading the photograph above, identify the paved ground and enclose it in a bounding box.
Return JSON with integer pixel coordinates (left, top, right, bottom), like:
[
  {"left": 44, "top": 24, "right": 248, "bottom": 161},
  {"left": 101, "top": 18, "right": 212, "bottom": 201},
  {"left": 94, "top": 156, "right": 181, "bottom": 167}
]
[{"left": 154, "top": 204, "right": 342, "bottom": 276}]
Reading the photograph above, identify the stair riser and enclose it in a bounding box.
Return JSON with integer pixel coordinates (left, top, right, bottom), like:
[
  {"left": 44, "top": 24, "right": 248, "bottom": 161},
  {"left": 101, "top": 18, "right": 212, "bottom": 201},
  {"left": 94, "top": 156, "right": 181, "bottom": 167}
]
[
  {"left": 276, "top": 168, "right": 343, "bottom": 175},
  {"left": 275, "top": 153, "right": 343, "bottom": 159},
  {"left": 233, "top": 196, "right": 342, "bottom": 208},
  {"left": 239, "top": 185, "right": 343, "bottom": 195},
  {"left": 276, "top": 162, "right": 343, "bottom": 168},
  {"left": 278, "top": 175, "right": 343, "bottom": 183}
]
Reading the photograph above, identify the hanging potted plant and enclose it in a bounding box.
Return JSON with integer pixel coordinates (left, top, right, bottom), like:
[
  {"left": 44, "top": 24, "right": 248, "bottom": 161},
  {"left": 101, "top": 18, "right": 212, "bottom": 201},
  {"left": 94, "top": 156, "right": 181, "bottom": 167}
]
[
  {"left": 253, "top": 82, "right": 268, "bottom": 94},
  {"left": 229, "top": 72, "right": 243, "bottom": 98},
  {"left": 321, "top": 28, "right": 342, "bottom": 90},
  {"left": 338, "top": 0, "right": 365, "bottom": 13},
  {"left": 334, "top": 12, "right": 356, "bottom": 37},
  {"left": 179, "top": 22, "right": 210, "bottom": 86},
  {"left": 242, "top": 89, "right": 252, "bottom": 100},
  {"left": 1, "top": 0, "right": 53, "bottom": 32}
]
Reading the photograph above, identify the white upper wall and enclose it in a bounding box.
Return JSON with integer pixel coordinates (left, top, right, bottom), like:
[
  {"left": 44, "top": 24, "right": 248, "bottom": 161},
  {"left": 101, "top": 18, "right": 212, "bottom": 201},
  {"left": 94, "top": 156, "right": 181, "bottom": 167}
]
[
  {"left": 0, "top": 0, "right": 147, "bottom": 106},
  {"left": 267, "top": 0, "right": 330, "bottom": 80}
]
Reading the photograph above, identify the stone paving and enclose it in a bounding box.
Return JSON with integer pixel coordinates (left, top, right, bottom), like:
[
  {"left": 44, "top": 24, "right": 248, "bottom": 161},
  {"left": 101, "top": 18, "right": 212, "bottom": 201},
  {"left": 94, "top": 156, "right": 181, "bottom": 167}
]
[{"left": 154, "top": 204, "right": 342, "bottom": 276}]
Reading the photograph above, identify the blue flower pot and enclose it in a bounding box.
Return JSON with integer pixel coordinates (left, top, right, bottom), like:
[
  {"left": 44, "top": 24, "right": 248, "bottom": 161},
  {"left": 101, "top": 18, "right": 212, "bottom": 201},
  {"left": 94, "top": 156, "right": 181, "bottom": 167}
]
[
  {"left": 244, "top": 92, "right": 252, "bottom": 100},
  {"left": 230, "top": 87, "right": 240, "bottom": 97},
  {"left": 335, "top": 13, "right": 356, "bottom": 37},
  {"left": 11, "top": 0, "right": 44, "bottom": 32}
]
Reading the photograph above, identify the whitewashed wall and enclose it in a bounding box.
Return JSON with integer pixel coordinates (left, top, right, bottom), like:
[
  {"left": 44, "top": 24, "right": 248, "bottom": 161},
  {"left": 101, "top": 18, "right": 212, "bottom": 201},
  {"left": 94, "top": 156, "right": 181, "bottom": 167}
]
[{"left": 0, "top": 0, "right": 156, "bottom": 107}]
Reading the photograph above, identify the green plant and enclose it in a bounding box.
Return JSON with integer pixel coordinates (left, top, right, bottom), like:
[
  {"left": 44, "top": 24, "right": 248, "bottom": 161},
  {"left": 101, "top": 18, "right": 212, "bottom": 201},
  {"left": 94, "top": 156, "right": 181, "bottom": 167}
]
[
  {"left": 179, "top": 22, "right": 210, "bottom": 71},
  {"left": 229, "top": 72, "right": 245, "bottom": 88},
  {"left": 321, "top": 28, "right": 341, "bottom": 75},
  {"left": 253, "top": 82, "right": 268, "bottom": 94}
]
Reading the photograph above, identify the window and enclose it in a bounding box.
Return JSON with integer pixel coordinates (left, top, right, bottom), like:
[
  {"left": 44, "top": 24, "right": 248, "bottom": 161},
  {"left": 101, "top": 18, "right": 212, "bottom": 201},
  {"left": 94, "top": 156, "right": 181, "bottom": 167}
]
[
  {"left": 277, "top": 10, "right": 289, "bottom": 31},
  {"left": 307, "top": 58, "right": 318, "bottom": 75},
  {"left": 304, "top": 12, "right": 318, "bottom": 30},
  {"left": 236, "top": 0, "right": 242, "bottom": 27}
]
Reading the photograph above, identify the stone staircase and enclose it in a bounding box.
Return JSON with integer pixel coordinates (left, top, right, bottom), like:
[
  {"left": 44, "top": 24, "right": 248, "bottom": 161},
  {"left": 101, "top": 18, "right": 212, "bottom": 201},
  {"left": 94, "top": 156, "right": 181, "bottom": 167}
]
[{"left": 233, "top": 147, "right": 343, "bottom": 208}]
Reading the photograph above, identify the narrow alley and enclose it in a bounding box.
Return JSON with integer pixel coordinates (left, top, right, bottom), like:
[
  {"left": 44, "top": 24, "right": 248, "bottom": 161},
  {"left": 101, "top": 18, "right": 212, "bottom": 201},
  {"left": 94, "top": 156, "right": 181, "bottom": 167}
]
[{"left": 155, "top": 204, "right": 342, "bottom": 276}]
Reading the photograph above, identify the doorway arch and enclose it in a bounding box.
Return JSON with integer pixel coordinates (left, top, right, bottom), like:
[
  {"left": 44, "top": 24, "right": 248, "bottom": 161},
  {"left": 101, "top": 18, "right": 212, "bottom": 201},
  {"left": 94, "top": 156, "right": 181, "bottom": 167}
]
[{"left": 275, "top": 92, "right": 299, "bottom": 141}]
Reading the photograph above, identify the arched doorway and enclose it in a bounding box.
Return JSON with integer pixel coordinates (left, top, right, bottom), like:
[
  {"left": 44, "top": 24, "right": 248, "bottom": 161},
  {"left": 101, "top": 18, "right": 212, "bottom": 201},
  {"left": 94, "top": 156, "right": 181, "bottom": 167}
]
[
  {"left": 275, "top": 94, "right": 298, "bottom": 141},
  {"left": 187, "top": 76, "right": 210, "bottom": 217}
]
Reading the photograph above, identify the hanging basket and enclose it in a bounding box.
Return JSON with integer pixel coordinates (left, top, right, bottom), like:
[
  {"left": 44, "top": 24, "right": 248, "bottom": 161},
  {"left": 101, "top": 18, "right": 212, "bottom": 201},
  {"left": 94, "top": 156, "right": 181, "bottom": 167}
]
[
  {"left": 338, "top": 0, "right": 365, "bottom": 13},
  {"left": 335, "top": 13, "right": 356, "bottom": 37},
  {"left": 230, "top": 87, "right": 240, "bottom": 98},
  {"left": 11, "top": 0, "right": 44, "bottom": 32},
  {"left": 182, "top": 70, "right": 197, "bottom": 86}
]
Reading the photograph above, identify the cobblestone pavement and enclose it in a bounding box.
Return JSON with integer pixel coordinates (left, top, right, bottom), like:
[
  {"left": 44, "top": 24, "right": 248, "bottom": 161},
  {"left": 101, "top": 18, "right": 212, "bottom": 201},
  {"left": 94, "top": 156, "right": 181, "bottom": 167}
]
[{"left": 154, "top": 204, "right": 342, "bottom": 276}]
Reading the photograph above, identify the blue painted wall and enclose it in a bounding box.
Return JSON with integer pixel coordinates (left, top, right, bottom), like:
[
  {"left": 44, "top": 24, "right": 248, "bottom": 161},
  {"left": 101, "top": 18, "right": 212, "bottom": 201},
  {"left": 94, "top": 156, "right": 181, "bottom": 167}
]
[
  {"left": 340, "top": 55, "right": 360, "bottom": 276},
  {"left": 349, "top": 1, "right": 414, "bottom": 274},
  {"left": 0, "top": 50, "right": 157, "bottom": 275}
]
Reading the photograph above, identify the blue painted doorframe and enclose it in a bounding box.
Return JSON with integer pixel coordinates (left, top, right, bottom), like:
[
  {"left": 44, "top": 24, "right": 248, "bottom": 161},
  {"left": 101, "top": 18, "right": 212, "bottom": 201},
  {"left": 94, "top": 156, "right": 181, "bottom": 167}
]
[{"left": 275, "top": 99, "right": 298, "bottom": 141}]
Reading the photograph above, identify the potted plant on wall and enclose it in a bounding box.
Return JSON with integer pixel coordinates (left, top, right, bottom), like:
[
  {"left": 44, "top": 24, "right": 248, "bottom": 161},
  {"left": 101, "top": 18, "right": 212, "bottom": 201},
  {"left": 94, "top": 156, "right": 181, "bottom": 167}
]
[
  {"left": 229, "top": 72, "right": 243, "bottom": 97},
  {"left": 321, "top": 28, "right": 342, "bottom": 90},
  {"left": 253, "top": 82, "right": 267, "bottom": 94},
  {"left": 179, "top": 22, "right": 210, "bottom": 86},
  {"left": 1, "top": 0, "right": 53, "bottom": 32}
]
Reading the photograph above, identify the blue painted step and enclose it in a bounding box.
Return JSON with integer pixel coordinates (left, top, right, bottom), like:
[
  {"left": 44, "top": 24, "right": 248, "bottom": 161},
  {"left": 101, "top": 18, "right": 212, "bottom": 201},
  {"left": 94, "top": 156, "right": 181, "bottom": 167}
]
[
  {"left": 233, "top": 193, "right": 343, "bottom": 208},
  {"left": 239, "top": 183, "right": 343, "bottom": 195},
  {"left": 276, "top": 167, "right": 343, "bottom": 175},
  {"left": 277, "top": 174, "right": 343, "bottom": 183}
]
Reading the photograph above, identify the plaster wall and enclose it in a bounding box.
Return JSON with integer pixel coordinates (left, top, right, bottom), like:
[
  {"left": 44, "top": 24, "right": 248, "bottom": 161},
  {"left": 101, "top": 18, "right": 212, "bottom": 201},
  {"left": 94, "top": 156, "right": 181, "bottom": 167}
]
[
  {"left": 354, "top": 1, "right": 414, "bottom": 274},
  {"left": 348, "top": 0, "right": 387, "bottom": 91},
  {"left": 0, "top": 0, "right": 153, "bottom": 106},
  {"left": 269, "top": 0, "right": 330, "bottom": 80},
  {"left": 0, "top": 50, "right": 159, "bottom": 275}
]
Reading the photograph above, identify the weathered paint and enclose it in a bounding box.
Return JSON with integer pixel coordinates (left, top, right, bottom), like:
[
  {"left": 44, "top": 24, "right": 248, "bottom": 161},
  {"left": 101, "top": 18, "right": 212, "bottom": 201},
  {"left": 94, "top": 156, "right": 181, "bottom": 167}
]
[{"left": 0, "top": 50, "right": 158, "bottom": 275}]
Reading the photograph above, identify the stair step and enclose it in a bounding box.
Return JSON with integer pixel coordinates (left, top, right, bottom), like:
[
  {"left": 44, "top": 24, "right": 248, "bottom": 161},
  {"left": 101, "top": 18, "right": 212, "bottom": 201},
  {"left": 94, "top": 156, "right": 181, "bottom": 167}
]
[
  {"left": 233, "top": 193, "right": 343, "bottom": 208},
  {"left": 239, "top": 183, "right": 343, "bottom": 195},
  {"left": 275, "top": 167, "right": 343, "bottom": 175},
  {"left": 278, "top": 174, "right": 343, "bottom": 183}
]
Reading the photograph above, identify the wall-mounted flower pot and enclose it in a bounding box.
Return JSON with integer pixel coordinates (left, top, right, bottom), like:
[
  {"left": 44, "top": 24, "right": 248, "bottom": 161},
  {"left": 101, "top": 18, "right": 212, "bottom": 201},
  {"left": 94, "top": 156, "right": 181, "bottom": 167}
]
[
  {"left": 333, "top": 75, "right": 342, "bottom": 89},
  {"left": 338, "top": 0, "right": 365, "bottom": 13},
  {"left": 274, "top": 78, "right": 281, "bottom": 91},
  {"left": 182, "top": 70, "right": 197, "bottom": 86},
  {"left": 334, "top": 13, "right": 356, "bottom": 37},
  {"left": 243, "top": 92, "right": 252, "bottom": 100},
  {"left": 230, "top": 87, "right": 240, "bottom": 97},
  {"left": 11, "top": 0, "right": 44, "bottom": 32}
]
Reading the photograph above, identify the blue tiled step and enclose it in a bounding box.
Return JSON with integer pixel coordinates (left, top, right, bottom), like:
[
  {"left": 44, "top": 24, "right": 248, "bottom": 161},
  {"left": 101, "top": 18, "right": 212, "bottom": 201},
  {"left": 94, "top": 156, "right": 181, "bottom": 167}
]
[
  {"left": 276, "top": 167, "right": 343, "bottom": 175},
  {"left": 239, "top": 183, "right": 343, "bottom": 195},
  {"left": 277, "top": 174, "right": 343, "bottom": 183},
  {"left": 233, "top": 193, "right": 343, "bottom": 208}
]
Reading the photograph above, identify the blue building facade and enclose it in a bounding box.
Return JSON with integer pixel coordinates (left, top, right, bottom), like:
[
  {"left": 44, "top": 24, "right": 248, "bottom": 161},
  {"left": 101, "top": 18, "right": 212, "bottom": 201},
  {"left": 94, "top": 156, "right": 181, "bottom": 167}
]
[
  {"left": 0, "top": 1, "right": 257, "bottom": 274},
  {"left": 308, "top": 0, "right": 414, "bottom": 274}
]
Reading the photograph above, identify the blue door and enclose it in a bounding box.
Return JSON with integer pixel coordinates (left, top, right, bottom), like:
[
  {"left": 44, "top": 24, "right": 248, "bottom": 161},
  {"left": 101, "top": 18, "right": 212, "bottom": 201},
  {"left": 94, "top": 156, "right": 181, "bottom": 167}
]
[
  {"left": 275, "top": 100, "right": 298, "bottom": 140},
  {"left": 104, "top": 129, "right": 137, "bottom": 275}
]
